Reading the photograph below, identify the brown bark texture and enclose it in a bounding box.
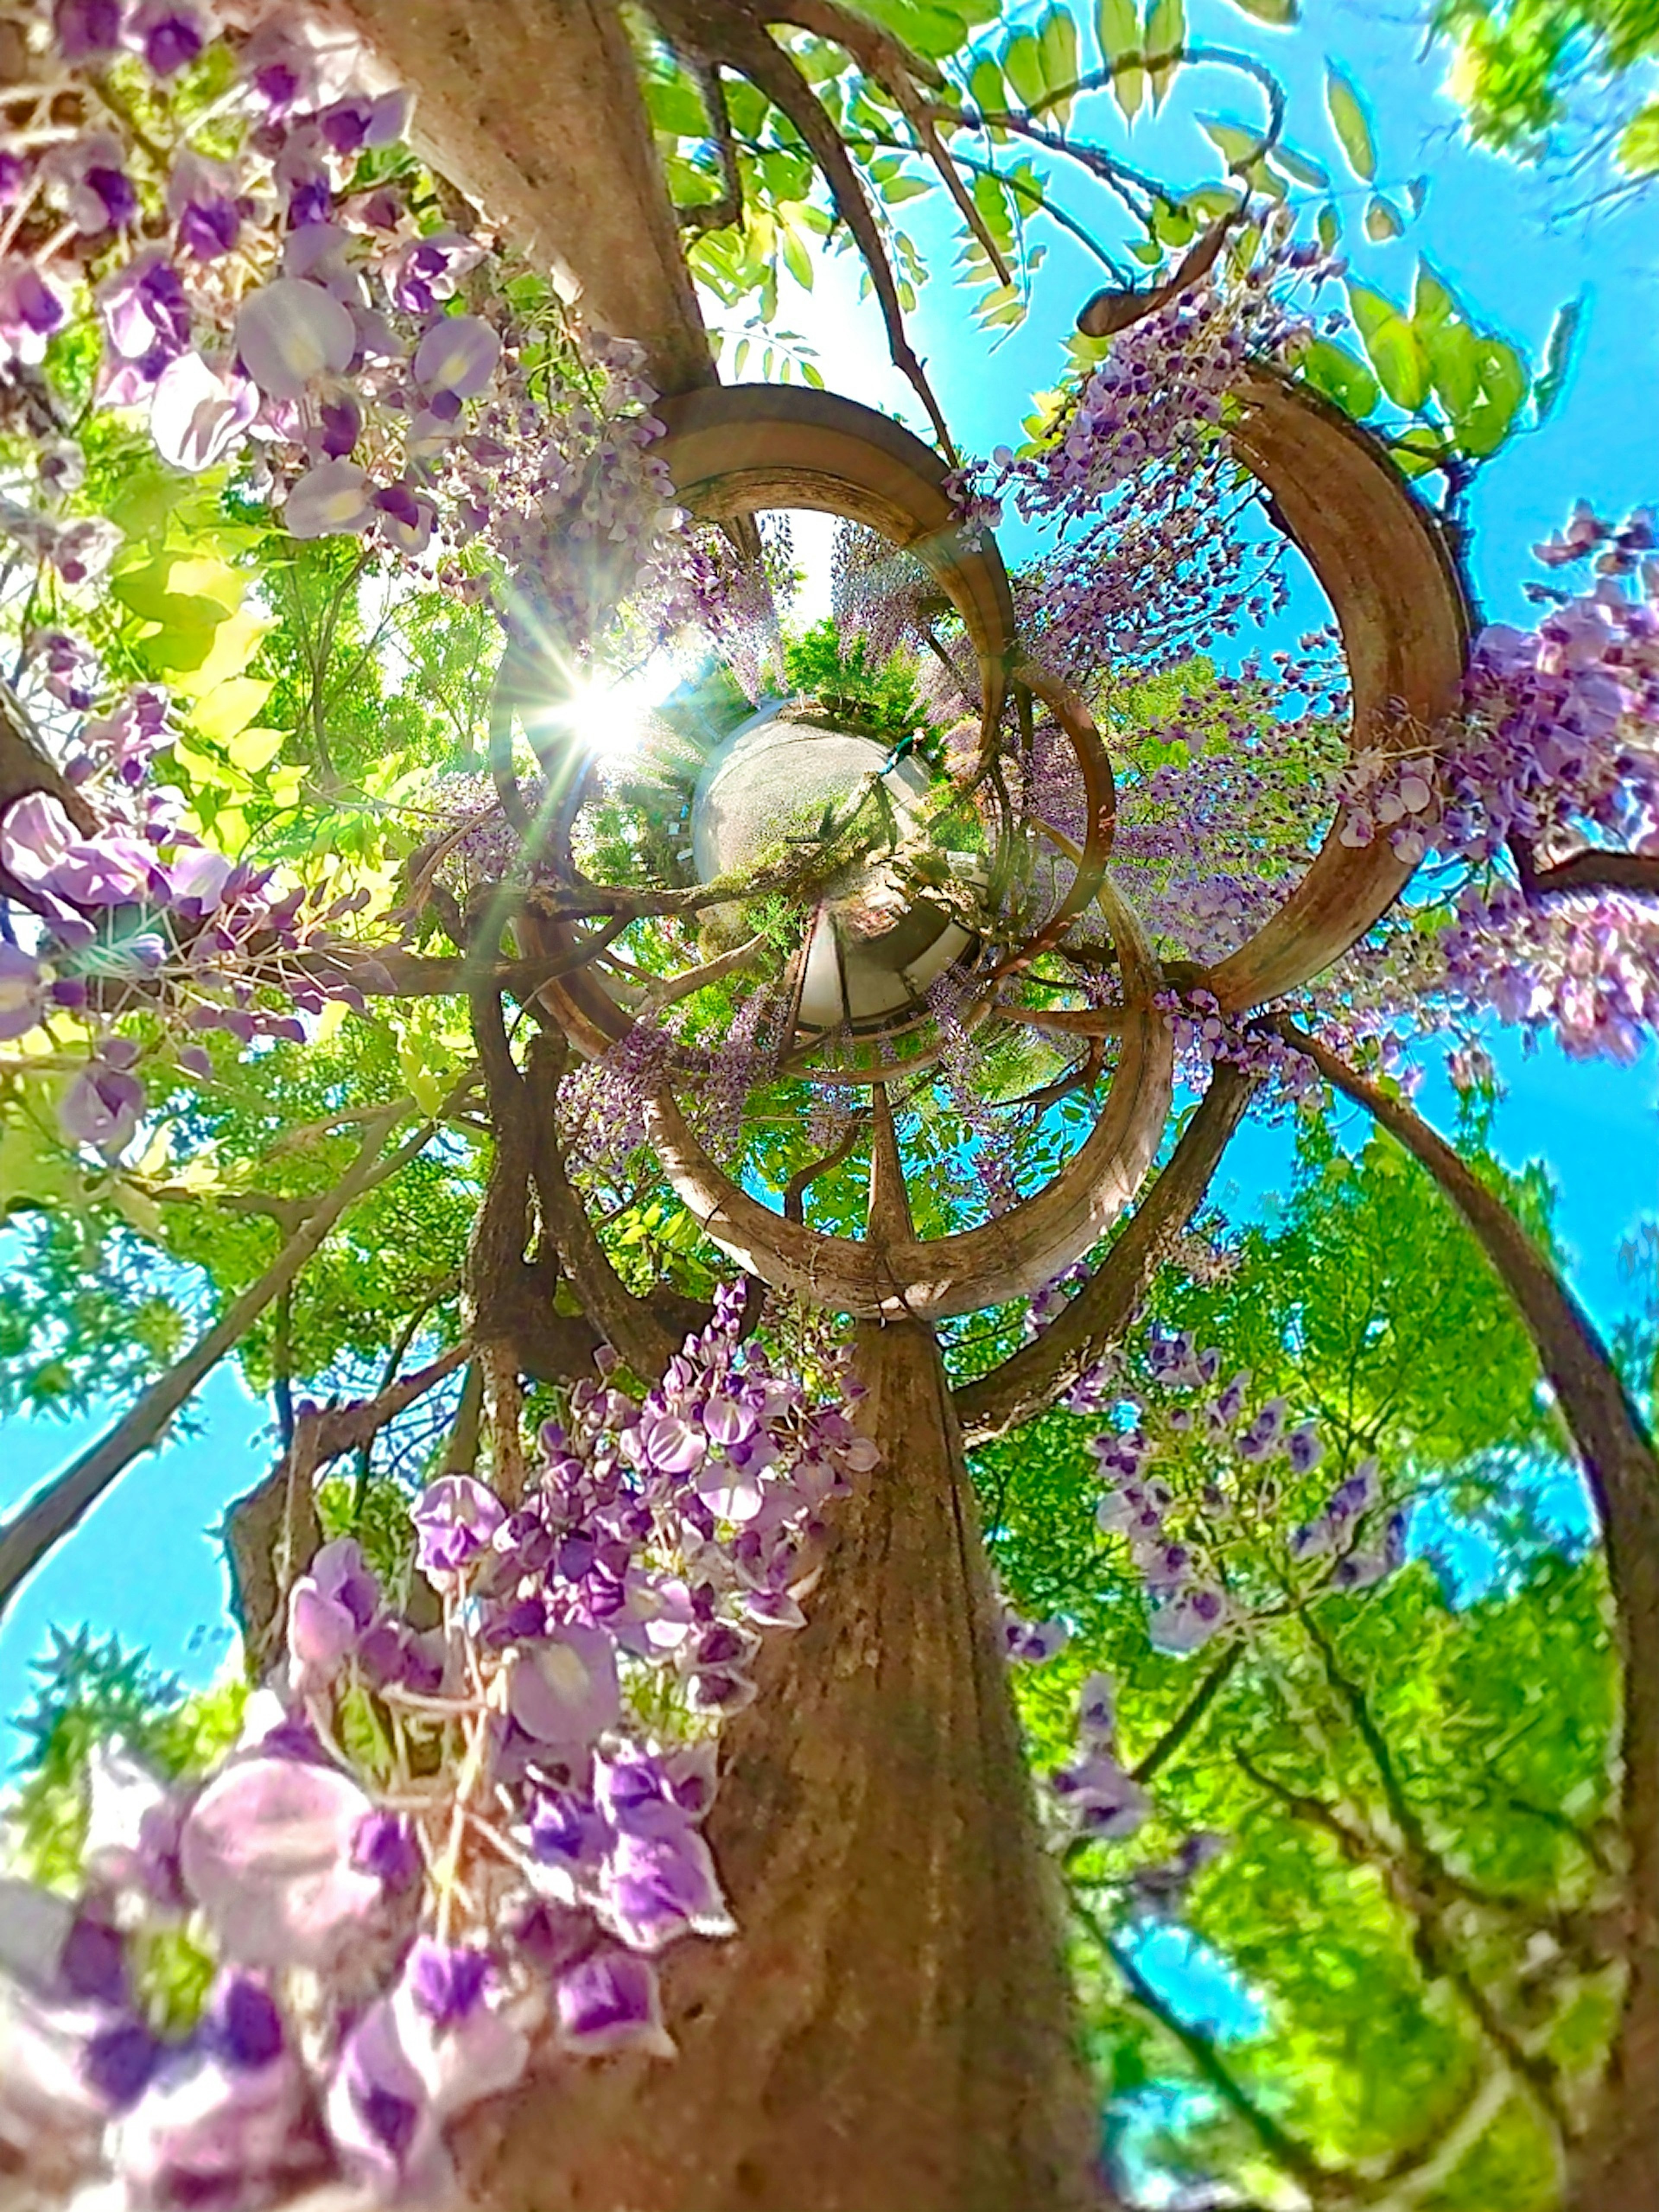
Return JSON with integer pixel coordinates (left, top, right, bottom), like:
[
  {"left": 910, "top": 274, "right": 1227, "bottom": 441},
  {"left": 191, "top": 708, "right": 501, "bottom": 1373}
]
[
  {"left": 1278, "top": 1023, "right": 1659, "bottom": 2212},
  {"left": 324, "top": 0, "right": 715, "bottom": 396},
  {"left": 459, "top": 1318, "right": 1107, "bottom": 2212}
]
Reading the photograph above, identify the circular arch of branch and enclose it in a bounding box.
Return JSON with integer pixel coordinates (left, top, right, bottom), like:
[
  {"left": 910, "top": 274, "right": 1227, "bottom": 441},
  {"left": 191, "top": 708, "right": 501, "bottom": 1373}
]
[
  {"left": 1199, "top": 370, "right": 1472, "bottom": 1010},
  {"left": 534, "top": 384, "right": 1119, "bottom": 1067},
  {"left": 521, "top": 384, "right": 1170, "bottom": 1316},
  {"left": 643, "top": 875, "right": 1172, "bottom": 1320}
]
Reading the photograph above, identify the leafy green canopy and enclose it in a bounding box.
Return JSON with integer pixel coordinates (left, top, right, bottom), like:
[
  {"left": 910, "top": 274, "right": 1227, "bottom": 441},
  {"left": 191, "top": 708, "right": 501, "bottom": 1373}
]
[
  {"left": 1435, "top": 0, "right": 1659, "bottom": 170},
  {"left": 969, "top": 1116, "right": 1615, "bottom": 2205}
]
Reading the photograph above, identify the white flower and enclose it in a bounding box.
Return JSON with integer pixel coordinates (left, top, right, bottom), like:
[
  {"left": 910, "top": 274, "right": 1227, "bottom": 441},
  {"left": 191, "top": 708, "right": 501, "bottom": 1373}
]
[{"left": 234, "top": 278, "right": 355, "bottom": 399}]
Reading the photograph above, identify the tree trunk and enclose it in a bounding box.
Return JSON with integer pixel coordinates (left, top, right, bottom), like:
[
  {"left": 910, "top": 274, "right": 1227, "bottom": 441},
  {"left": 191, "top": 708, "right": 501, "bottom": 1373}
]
[
  {"left": 1278, "top": 1023, "right": 1659, "bottom": 2212},
  {"left": 459, "top": 1318, "right": 1106, "bottom": 2211},
  {"left": 327, "top": 0, "right": 715, "bottom": 398}
]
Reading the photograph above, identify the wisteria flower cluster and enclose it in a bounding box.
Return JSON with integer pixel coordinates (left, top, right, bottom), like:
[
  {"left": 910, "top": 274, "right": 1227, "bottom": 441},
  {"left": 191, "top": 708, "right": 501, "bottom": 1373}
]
[
  {"left": 0, "top": 0, "right": 709, "bottom": 654},
  {"left": 926, "top": 964, "right": 1020, "bottom": 1217},
  {"left": 0, "top": 1284, "right": 878, "bottom": 2208},
  {"left": 0, "top": 665, "right": 396, "bottom": 1152},
  {"left": 1042, "top": 1669, "right": 1229, "bottom": 1914},
  {"left": 1062, "top": 1325, "right": 1408, "bottom": 1661},
  {"left": 944, "top": 218, "right": 1338, "bottom": 691}
]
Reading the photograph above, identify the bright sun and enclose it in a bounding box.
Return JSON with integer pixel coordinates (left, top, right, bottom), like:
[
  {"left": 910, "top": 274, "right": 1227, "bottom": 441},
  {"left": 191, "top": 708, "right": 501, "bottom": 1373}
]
[{"left": 556, "top": 655, "right": 685, "bottom": 756}]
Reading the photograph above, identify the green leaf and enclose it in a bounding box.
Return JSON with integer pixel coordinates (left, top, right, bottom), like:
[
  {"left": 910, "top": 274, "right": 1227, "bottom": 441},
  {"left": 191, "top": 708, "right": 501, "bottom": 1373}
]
[
  {"left": 1002, "top": 27, "right": 1047, "bottom": 110},
  {"left": 1392, "top": 424, "right": 1452, "bottom": 479},
  {"left": 1038, "top": 6, "right": 1081, "bottom": 128},
  {"left": 192, "top": 678, "right": 273, "bottom": 747},
  {"left": 1411, "top": 259, "right": 1459, "bottom": 330},
  {"left": 1347, "top": 281, "right": 1429, "bottom": 409},
  {"left": 643, "top": 67, "right": 708, "bottom": 138},
  {"left": 1227, "top": 0, "right": 1298, "bottom": 21},
  {"left": 969, "top": 56, "right": 1011, "bottom": 139},
  {"left": 971, "top": 170, "right": 1017, "bottom": 256},
  {"left": 1533, "top": 292, "right": 1585, "bottom": 423},
  {"left": 1201, "top": 115, "right": 1264, "bottom": 170},
  {"left": 1317, "top": 201, "right": 1341, "bottom": 250},
  {"left": 1424, "top": 318, "right": 1481, "bottom": 416},
  {"left": 1299, "top": 337, "right": 1380, "bottom": 420},
  {"left": 1149, "top": 196, "right": 1196, "bottom": 248},
  {"left": 1619, "top": 101, "right": 1659, "bottom": 175},
  {"left": 1144, "top": 0, "right": 1183, "bottom": 108},
  {"left": 780, "top": 219, "right": 814, "bottom": 287},
  {"left": 1095, "top": 0, "right": 1144, "bottom": 117},
  {"left": 1271, "top": 144, "right": 1330, "bottom": 189},
  {"left": 225, "top": 722, "right": 285, "bottom": 775},
  {"left": 1363, "top": 193, "right": 1405, "bottom": 242},
  {"left": 855, "top": 0, "right": 972, "bottom": 59},
  {"left": 1096, "top": 0, "right": 1139, "bottom": 57},
  {"left": 1325, "top": 61, "right": 1377, "bottom": 182},
  {"left": 1455, "top": 336, "right": 1529, "bottom": 456}
]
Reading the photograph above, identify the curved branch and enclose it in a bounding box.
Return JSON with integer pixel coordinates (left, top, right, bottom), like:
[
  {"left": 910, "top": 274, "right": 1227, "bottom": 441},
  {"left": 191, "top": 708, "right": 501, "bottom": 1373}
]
[
  {"left": 652, "top": 0, "right": 956, "bottom": 457},
  {"left": 509, "top": 1017, "right": 709, "bottom": 1380},
  {"left": 1510, "top": 836, "right": 1659, "bottom": 903},
  {"left": 1073, "top": 1895, "right": 1334, "bottom": 2195},
  {"left": 1272, "top": 1020, "right": 1659, "bottom": 2212},
  {"left": 677, "top": 54, "right": 744, "bottom": 234},
  {"left": 953, "top": 1061, "right": 1258, "bottom": 1444},
  {"left": 783, "top": 1112, "right": 868, "bottom": 1224}
]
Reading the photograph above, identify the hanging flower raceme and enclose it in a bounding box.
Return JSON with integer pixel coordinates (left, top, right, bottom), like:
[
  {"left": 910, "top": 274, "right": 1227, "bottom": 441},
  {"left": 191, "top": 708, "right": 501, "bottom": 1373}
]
[
  {"left": 1073, "top": 1324, "right": 1409, "bottom": 1656},
  {"left": 0, "top": 0, "right": 718, "bottom": 657},
  {"left": 0, "top": 1285, "right": 878, "bottom": 2206},
  {"left": 944, "top": 219, "right": 1338, "bottom": 689}
]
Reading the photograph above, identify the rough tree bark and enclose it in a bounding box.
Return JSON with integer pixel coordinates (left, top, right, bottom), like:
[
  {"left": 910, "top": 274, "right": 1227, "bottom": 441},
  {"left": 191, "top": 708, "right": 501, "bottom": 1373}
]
[
  {"left": 324, "top": 0, "right": 715, "bottom": 397},
  {"left": 457, "top": 1318, "right": 1107, "bottom": 2212},
  {"left": 1277, "top": 1021, "right": 1659, "bottom": 2212}
]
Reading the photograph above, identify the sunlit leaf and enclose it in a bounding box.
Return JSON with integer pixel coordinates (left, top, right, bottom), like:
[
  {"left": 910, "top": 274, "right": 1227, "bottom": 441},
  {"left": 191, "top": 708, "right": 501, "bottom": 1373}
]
[
  {"left": 1227, "top": 0, "right": 1297, "bottom": 22},
  {"left": 1412, "top": 259, "right": 1460, "bottom": 329},
  {"left": 1271, "top": 144, "right": 1330, "bottom": 189},
  {"left": 1201, "top": 116, "right": 1264, "bottom": 171},
  {"left": 1002, "top": 27, "right": 1047, "bottom": 111},
  {"left": 1347, "top": 281, "right": 1429, "bottom": 409},
  {"left": 1425, "top": 319, "right": 1481, "bottom": 417},
  {"left": 1455, "top": 336, "right": 1529, "bottom": 456},
  {"left": 969, "top": 55, "right": 1011, "bottom": 140},
  {"left": 191, "top": 679, "right": 273, "bottom": 747},
  {"left": 1096, "top": 0, "right": 1144, "bottom": 118},
  {"left": 1298, "top": 337, "right": 1380, "bottom": 420},
  {"left": 1038, "top": 6, "right": 1081, "bottom": 129},
  {"left": 1363, "top": 194, "right": 1405, "bottom": 242},
  {"left": 1144, "top": 0, "right": 1183, "bottom": 108},
  {"left": 855, "top": 0, "right": 973, "bottom": 60},
  {"left": 1325, "top": 61, "right": 1377, "bottom": 182},
  {"left": 1618, "top": 100, "right": 1659, "bottom": 175},
  {"left": 225, "top": 723, "right": 285, "bottom": 775}
]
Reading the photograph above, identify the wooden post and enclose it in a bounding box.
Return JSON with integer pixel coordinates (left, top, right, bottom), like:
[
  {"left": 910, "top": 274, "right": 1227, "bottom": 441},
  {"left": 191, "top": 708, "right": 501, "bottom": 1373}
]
[{"left": 460, "top": 1318, "right": 1106, "bottom": 2211}]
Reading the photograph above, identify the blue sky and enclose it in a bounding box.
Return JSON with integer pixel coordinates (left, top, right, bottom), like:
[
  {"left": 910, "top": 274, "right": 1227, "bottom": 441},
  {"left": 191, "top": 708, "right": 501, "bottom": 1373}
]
[{"left": 2, "top": 1, "right": 1656, "bottom": 1760}]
